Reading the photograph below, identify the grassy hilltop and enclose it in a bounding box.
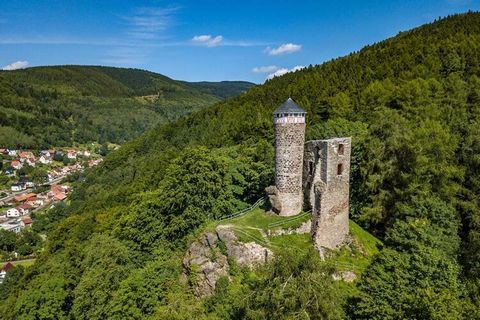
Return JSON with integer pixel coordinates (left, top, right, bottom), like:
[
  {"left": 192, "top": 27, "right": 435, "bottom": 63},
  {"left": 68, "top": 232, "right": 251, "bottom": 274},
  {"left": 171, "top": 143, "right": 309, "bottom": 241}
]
[{"left": 1, "top": 12, "right": 480, "bottom": 319}]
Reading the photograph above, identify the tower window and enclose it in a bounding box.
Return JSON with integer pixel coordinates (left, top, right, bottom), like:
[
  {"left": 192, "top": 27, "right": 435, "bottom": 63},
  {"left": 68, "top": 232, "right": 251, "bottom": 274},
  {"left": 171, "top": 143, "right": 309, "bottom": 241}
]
[
  {"left": 309, "top": 161, "right": 314, "bottom": 175},
  {"left": 337, "top": 163, "right": 343, "bottom": 175},
  {"left": 338, "top": 144, "right": 344, "bottom": 155}
]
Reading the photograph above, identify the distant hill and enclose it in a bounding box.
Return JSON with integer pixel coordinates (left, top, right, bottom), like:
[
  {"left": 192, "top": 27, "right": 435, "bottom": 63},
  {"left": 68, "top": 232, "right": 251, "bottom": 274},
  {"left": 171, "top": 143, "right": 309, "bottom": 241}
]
[
  {"left": 0, "top": 66, "right": 253, "bottom": 148},
  {"left": 2, "top": 12, "right": 480, "bottom": 320},
  {"left": 181, "top": 81, "right": 255, "bottom": 99}
]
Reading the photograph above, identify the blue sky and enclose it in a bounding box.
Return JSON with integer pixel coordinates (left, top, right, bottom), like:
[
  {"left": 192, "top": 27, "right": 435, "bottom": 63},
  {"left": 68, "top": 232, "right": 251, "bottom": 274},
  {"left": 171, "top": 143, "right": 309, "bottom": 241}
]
[{"left": 1, "top": 0, "right": 479, "bottom": 83}]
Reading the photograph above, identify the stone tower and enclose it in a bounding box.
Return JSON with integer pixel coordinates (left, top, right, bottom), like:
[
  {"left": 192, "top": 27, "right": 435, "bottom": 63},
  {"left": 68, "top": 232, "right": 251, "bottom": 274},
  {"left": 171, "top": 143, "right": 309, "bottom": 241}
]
[
  {"left": 303, "top": 137, "right": 351, "bottom": 252},
  {"left": 272, "top": 98, "right": 306, "bottom": 216}
]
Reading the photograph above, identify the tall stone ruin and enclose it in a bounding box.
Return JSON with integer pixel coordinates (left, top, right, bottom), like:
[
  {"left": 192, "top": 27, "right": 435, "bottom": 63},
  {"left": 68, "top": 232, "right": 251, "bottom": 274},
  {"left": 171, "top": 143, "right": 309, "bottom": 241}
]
[
  {"left": 270, "top": 98, "right": 306, "bottom": 216},
  {"left": 303, "top": 138, "right": 351, "bottom": 251},
  {"left": 267, "top": 98, "right": 351, "bottom": 253}
]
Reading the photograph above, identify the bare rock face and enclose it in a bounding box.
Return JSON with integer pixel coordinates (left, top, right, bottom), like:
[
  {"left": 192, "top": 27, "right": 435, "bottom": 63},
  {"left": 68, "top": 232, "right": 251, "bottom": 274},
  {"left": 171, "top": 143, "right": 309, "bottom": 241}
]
[
  {"left": 217, "top": 226, "right": 272, "bottom": 268},
  {"left": 332, "top": 270, "right": 357, "bottom": 282},
  {"left": 183, "top": 232, "right": 228, "bottom": 297},
  {"left": 265, "top": 185, "right": 282, "bottom": 214},
  {"left": 183, "top": 227, "right": 273, "bottom": 297}
]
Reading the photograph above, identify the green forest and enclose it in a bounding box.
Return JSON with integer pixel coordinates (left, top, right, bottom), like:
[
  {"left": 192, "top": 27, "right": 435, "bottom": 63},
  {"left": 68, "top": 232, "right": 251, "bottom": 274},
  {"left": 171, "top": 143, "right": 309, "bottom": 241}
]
[
  {"left": 1, "top": 12, "right": 480, "bottom": 319},
  {"left": 0, "top": 66, "right": 254, "bottom": 148}
]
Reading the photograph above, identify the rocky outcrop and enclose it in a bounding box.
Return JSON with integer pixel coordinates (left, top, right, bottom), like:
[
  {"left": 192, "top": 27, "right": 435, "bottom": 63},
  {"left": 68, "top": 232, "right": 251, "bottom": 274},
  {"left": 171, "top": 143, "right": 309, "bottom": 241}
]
[
  {"left": 183, "top": 226, "right": 273, "bottom": 297},
  {"left": 183, "top": 232, "right": 229, "bottom": 297},
  {"left": 265, "top": 185, "right": 282, "bottom": 214},
  {"left": 216, "top": 226, "right": 272, "bottom": 268},
  {"left": 332, "top": 270, "right": 357, "bottom": 282}
]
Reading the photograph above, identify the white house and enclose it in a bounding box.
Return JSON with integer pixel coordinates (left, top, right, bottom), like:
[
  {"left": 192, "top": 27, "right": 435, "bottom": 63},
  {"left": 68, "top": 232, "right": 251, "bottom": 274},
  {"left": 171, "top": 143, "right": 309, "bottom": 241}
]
[
  {"left": 16, "top": 204, "right": 31, "bottom": 215},
  {"left": 67, "top": 150, "right": 77, "bottom": 159},
  {"left": 11, "top": 160, "right": 22, "bottom": 170},
  {"left": 39, "top": 155, "right": 52, "bottom": 164},
  {"left": 11, "top": 183, "right": 25, "bottom": 192},
  {"left": 26, "top": 158, "right": 36, "bottom": 167},
  {"left": 23, "top": 181, "right": 35, "bottom": 188},
  {"left": 0, "top": 220, "right": 22, "bottom": 233},
  {"left": 6, "top": 208, "right": 20, "bottom": 218},
  {"left": 8, "top": 150, "right": 17, "bottom": 157}
]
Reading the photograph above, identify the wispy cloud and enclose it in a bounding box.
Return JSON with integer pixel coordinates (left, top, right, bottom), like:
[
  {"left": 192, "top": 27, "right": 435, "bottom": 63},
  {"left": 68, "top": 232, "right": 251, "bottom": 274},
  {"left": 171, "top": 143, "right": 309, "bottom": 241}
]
[
  {"left": 266, "top": 65, "right": 305, "bottom": 80},
  {"left": 0, "top": 36, "right": 121, "bottom": 45},
  {"left": 265, "top": 43, "right": 302, "bottom": 56},
  {"left": 104, "top": 6, "right": 180, "bottom": 65},
  {"left": 192, "top": 34, "right": 224, "bottom": 47},
  {"left": 2, "top": 60, "right": 29, "bottom": 70},
  {"left": 0, "top": 5, "right": 268, "bottom": 68},
  {"left": 123, "top": 7, "right": 179, "bottom": 41},
  {"left": 252, "top": 65, "right": 281, "bottom": 73},
  {"left": 101, "top": 47, "right": 149, "bottom": 65}
]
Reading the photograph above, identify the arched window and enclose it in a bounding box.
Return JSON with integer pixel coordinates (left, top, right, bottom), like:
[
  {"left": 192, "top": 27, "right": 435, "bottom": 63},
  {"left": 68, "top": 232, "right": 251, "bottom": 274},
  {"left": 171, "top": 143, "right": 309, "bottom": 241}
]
[{"left": 338, "top": 144, "right": 344, "bottom": 155}]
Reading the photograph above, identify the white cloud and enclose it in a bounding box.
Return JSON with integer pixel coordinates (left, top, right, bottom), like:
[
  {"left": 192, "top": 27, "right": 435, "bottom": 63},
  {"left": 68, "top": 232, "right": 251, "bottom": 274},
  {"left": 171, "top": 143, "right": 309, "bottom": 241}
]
[
  {"left": 192, "top": 34, "right": 223, "bottom": 47},
  {"left": 2, "top": 60, "right": 29, "bottom": 71},
  {"left": 124, "top": 7, "right": 179, "bottom": 41},
  {"left": 266, "top": 65, "right": 305, "bottom": 80},
  {"left": 252, "top": 65, "right": 281, "bottom": 73},
  {"left": 192, "top": 35, "right": 211, "bottom": 42},
  {"left": 265, "top": 43, "right": 302, "bottom": 56}
]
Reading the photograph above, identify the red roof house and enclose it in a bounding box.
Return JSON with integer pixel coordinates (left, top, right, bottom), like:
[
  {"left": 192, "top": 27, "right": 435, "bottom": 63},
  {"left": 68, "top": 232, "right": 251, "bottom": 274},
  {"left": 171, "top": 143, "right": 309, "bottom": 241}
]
[{"left": 1, "top": 262, "right": 14, "bottom": 273}]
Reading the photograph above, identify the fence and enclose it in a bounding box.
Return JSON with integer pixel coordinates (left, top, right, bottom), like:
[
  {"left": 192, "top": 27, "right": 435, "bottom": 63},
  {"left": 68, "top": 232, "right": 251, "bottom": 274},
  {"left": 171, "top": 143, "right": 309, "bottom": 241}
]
[
  {"left": 218, "top": 196, "right": 266, "bottom": 221},
  {"left": 267, "top": 210, "right": 312, "bottom": 229}
]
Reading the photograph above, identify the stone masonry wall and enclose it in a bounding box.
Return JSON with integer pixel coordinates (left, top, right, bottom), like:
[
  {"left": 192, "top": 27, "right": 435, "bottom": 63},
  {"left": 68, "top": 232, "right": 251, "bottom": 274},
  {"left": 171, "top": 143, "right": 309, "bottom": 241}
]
[
  {"left": 303, "top": 138, "right": 351, "bottom": 251},
  {"left": 274, "top": 122, "right": 306, "bottom": 216}
]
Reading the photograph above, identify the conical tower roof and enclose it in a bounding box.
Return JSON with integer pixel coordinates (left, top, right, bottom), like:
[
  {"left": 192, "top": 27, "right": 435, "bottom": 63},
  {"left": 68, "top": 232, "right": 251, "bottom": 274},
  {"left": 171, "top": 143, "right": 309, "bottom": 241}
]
[{"left": 273, "top": 98, "right": 306, "bottom": 114}]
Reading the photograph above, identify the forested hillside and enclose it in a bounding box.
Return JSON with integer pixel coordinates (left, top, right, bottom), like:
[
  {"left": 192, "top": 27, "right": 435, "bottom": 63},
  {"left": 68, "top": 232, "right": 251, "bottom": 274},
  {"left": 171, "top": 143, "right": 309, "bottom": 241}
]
[
  {"left": 2, "top": 12, "right": 480, "bottom": 319},
  {"left": 0, "top": 66, "right": 254, "bottom": 148},
  {"left": 181, "top": 81, "right": 255, "bottom": 99}
]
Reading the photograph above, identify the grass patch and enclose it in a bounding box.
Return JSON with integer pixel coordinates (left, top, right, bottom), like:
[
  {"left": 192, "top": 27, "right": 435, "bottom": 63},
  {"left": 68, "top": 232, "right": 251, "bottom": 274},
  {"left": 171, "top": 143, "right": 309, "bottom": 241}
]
[
  {"left": 222, "top": 207, "right": 309, "bottom": 230},
  {"left": 349, "top": 220, "right": 383, "bottom": 256},
  {"left": 3, "top": 259, "right": 36, "bottom": 268},
  {"left": 324, "top": 221, "right": 383, "bottom": 275},
  {"left": 210, "top": 207, "right": 382, "bottom": 278},
  {"left": 269, "top": 233, "right": 313, "bottom": 253}
]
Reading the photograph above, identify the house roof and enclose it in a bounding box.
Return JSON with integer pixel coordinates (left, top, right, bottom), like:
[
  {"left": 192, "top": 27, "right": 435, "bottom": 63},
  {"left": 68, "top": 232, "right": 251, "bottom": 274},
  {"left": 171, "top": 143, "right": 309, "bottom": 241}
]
[
  {"left": 14, "top": 193, "right": 36, "bottom": 203},
  {"left": 54, "top": 193, "right": 67, "bottom": 201},
  {"left": 22, "top": 216, "right": 32, "bottom": 224},
  {"left": 51, "top": 185, "right": 65, "bottom": 193},
  {"left": 1, "top": 262, "right": 14, "bottom": 273},
  {"left": 273, "top": 98, "right": 306, "bottom": 115}
]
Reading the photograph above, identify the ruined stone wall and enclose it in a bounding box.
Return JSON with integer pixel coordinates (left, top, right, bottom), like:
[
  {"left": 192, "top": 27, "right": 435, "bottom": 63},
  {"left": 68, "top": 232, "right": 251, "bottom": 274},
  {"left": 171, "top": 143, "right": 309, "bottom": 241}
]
[
  {"left": 274, "top": 121, "right": 305, "bottom": 216},
  {"left": 303, "top": 138, "right": 351, "bottom": 251}
]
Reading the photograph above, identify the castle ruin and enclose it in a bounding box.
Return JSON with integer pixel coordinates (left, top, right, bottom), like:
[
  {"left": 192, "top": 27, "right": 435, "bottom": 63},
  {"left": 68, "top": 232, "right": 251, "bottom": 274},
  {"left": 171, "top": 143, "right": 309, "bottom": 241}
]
[
  {"left": 303, "top": 138, "right": 351, "bottom": 251},
  {"left": 271, "top": 98, "right": 306, "bottom": 216},
  {"left": 268, "top": 98, "right": 351, "bottom": 251}
]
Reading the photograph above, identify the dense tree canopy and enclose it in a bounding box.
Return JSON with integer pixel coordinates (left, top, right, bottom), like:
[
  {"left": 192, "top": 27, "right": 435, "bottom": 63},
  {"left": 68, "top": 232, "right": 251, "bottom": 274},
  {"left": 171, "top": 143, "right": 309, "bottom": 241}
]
[
  {"left": 1, "top": 12, "right": 480, "bottom": 319},
  {"left": 0, "top": 66, "right": 253, "bottom": 148}
]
